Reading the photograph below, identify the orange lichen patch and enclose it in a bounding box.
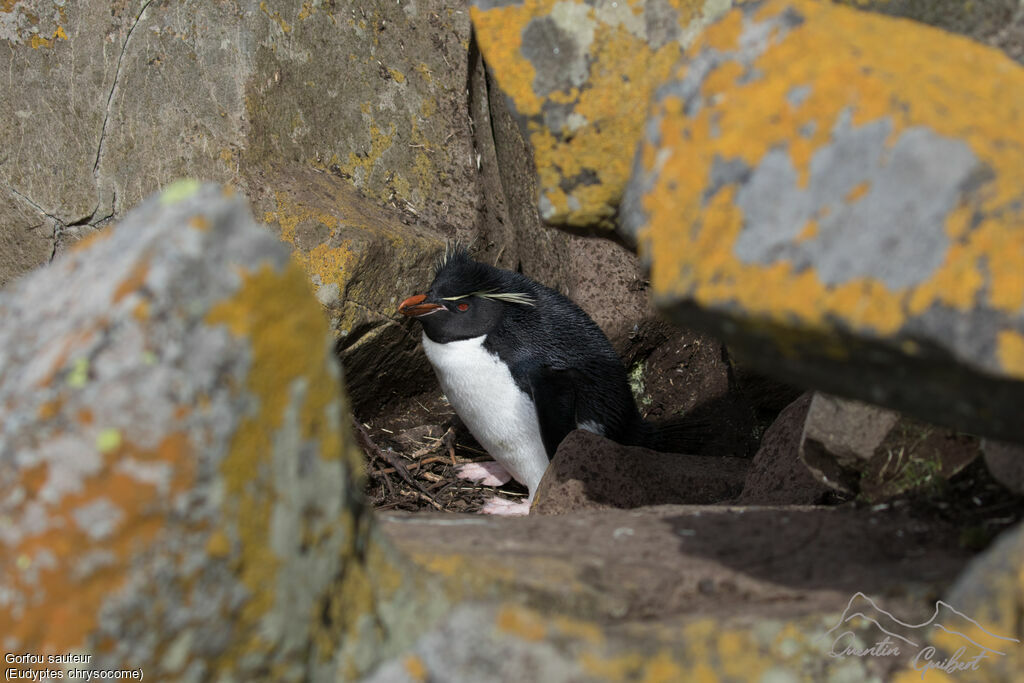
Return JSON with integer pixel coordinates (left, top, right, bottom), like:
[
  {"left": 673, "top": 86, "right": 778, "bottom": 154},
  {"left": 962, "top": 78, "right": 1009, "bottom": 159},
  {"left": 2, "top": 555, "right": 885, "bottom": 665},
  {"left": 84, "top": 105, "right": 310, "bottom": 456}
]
[
  {"left": 651, "top": 185, "right": 906, "bottom": 334},
  {"left": 205, "top": 529, "right": 231, "bottom": 558},
  {"left": 259, "top": 1, "right": 291, "bottom": 33},
  {"left": 340, "top": 122, "right": 397, "bottom": 189},
  {"left": 113, "top": 258, "right": 150, "bottom": 303},
  {"left": 529, "top": 19, "right": 684, "bottom": 225},
  {"left": 996, "top": 330, "right": 1024, "bottom": 377},
  {"left": 795, "top": 219, "right": 818, "bottom": 242},
  {"left": 701, "top": 58, "right": 745, "bottom": 100},
  {"left": 305, "top": 241, "right": 358, "bottom": 292},
  {"left": 581, "top": 630, "right": 750, "bottom": 683},
  {"left": 261, "top": 194, "right": 356, "bottom": 296},
  {"left": 889, "top": 669, "right": 954, "bottom": 683},
  {"left": 408, "top": 554, "right": 464, "bottom": 579},
  {"left": 644, "top": 0, "right": 1024, "bottom": 344},
  {"left": 844, "top": 181, "right": 870, "bottom": 202},
  {"left": 692, "top": 4, "right": 744, "bottom": 52},
  {"left": 297, "top": 1, "right": 316, "bottom": 21},
  {"left": 70, "top": 228, "right": 112, "bottom": 253},
  {"left": 37, "top": 398, "right": 63, "bottom": 421},
  {"left": 496, "top": 604, "right": 547, "bottom": 642},
  {"left": 34, "top": 328, "right": 96, "bottom": 390},
  {"left": 20, "top": 464, "right": 49, "bottom": 498},
  {"left": 133, "top": 300, "right": 150, "bottom": 321},
  {"left": 77, "top": 408, "right": 94, "bottom": 425},
  {"left": 403, "top": 654, "right": 428, "bottom": 682},
  {"left": 469, "top": 0, "right": 552, "bottom": 117},
  {"left": 189, "top": 215, "right": 211, "bottom": 232},
  {"left": 473, "top": 0, "right": 720, "bottom": 226},
  {"left": 205, "top": 261, "right": 345, "bottom": 662},
  {"left": 0, "top": 433, "right": 194, "bottom": 652},
  {"left": 29, "top": 26, "right": 68, "bottom": 49},
  {"left": 551, "top": 614, "right": 603, "bottom": 645},
  {"left": 264, "top": 193, "right": 339, "bottom": 245},
  {"left": 261, "top": 185, "right": 423, "bottom": 310}
]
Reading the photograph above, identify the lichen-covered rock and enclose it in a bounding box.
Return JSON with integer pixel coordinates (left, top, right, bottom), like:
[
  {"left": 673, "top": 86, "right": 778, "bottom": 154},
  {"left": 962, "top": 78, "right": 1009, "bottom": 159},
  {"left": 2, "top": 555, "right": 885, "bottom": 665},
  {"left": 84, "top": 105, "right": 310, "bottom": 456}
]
[
  {"left": 938, "top": 520, "right": 1024, "bottom": 681},
  {"left": 249, "top": 165, "right": 444, "bottom": 413},
  {"left": 0, "top": 182, "right": 362, "bottom": 680},
  {"left": 833, "top": 0, "right": 1024, "bottom": 64},
  {"left": 363, "top": 602, "right": 865, "bottom": 682},
  {"left": 376, "top": 504, "right": 974, "bottom": 680},
  {"left": 800, "top": 394, "right": 980, "bottom": 500},
  {"left": 625, "top": 0, "right": 1024, "bottom": 441},
  {"left": 1, "top": 1, "right": 248, "bottom": 269},
  {"left": 470, "top": 0, "right": 732, "bottom": 235},
  {"left": 242, "top": 0, "right": 481, "bottom": 235},
  {"left": 0, "top": 0, "right": 483, "bottom": 275}
]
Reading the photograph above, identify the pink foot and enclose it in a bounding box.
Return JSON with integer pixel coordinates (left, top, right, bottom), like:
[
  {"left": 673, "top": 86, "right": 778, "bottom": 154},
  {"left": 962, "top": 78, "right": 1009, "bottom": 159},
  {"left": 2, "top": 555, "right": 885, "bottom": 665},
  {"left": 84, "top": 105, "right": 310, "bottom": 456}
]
[
  {"left": 480, "top": 497, "right": 531, "bottom": 516},
  {"left": 456, "top": 461, "right": 513, "bottom": 487}
]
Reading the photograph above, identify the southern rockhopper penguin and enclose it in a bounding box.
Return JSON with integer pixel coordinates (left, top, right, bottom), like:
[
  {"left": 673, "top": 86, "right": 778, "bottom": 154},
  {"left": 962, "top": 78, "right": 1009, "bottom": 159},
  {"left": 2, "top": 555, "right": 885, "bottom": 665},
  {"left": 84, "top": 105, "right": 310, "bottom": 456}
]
[{"left": 399, "top": 246, "right": 682, "bottom": 515}]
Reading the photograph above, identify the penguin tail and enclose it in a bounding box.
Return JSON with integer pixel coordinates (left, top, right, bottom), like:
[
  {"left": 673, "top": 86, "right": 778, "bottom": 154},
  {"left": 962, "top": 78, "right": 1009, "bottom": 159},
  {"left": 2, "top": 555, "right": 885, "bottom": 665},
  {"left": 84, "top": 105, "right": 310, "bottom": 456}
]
[{"left": 634, "top": 411, "right": 722, "bottom": 455}]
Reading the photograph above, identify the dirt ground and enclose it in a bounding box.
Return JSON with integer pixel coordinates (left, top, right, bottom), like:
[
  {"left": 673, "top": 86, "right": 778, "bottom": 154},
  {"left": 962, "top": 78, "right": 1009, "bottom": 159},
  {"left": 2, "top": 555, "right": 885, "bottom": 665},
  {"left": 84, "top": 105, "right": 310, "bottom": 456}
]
[
  {"left": 351, "top": 312, "right": 1023, "bottom": 552},
  {"left": 354, "top": 380, "right": 1024, "bottom": 556}
]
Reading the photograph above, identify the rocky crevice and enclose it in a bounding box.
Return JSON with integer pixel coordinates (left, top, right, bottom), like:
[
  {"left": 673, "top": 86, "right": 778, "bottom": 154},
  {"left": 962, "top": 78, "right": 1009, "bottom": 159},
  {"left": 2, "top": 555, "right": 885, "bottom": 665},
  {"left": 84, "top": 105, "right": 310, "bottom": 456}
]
[{"left": 90, "top": 0, "right": 154, "bottom": 218}]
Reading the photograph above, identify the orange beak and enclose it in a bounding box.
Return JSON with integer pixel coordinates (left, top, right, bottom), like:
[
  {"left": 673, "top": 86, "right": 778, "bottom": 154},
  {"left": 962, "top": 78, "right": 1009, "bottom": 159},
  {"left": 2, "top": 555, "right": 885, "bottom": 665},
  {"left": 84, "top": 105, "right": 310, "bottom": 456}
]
[{"left": 398, "top": 294, "right": 444, "bottom": 317}]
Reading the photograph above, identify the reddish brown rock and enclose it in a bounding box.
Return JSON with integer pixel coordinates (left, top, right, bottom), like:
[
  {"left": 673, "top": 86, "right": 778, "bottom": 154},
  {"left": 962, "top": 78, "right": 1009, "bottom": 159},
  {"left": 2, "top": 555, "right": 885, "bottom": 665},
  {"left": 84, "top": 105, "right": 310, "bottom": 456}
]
[
  {"left": 532, "top": 429, "right": 748, "bottom": 515},
  {"left": 737, "top": 392, "right": 833, "bottom": 505}
]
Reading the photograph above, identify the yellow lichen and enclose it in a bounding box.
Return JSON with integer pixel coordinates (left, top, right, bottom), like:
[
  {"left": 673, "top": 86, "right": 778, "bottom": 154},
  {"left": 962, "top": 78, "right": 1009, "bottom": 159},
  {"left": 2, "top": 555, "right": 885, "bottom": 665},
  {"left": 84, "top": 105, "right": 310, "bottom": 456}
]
[
  {"left": 205, "top": 529, "right": 231, "bottom": 558},
  {"left": 113, "top": 259, "right": 150, "bottom": 303},
  {"left": 403, "top": 655, "right": 427, "bottom": 681},
  {"left": 259, "top": 1, "right": 292, "bottom": 33},
  {"left": 996, "top": 330, "right": 1024, "bottom": 377},
  {"left": 469, "top": 0, "right": 551, "bottom": 117},
  {"left": 795, "top": 219, "right": 818, "bottom": 242},
  {"left": 496, "top": 605, "right": 547, "bottom": 642},
  {"left": 205, "top": 261, "right": 344, "bottom": 666},
  {"left": 29, "top": 26, "right": 67, "bottom": 49},
  {"left": 472, "top": 0, "right": 720, "bottom": 227}
]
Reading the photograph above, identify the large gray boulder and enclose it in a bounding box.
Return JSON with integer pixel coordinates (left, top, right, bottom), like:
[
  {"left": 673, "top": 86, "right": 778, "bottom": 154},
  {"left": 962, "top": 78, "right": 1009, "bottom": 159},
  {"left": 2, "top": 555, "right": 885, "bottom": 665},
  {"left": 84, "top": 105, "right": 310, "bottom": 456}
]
[
  {"left": 0, "top": 183, "right": 440, "bottom": 680},
  {"left": 623, "top": 0, "right": 1024, "bottom": 441}
]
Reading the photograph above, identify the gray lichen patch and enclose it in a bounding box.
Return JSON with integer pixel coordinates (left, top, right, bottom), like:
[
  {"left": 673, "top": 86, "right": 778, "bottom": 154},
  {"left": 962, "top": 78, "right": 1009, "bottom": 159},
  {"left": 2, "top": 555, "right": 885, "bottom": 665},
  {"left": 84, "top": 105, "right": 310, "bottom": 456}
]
[
  {"left": 522, "top": 14, "right": 594, "bottom": 98},
  {"left": 734, "top": 113, "right": 981, "bottom": 290}
]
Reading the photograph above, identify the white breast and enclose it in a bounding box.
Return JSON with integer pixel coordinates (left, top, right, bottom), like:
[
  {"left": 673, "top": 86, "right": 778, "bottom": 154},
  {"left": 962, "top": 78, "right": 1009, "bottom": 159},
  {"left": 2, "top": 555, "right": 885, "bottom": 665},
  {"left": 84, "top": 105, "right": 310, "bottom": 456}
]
[{"left": 422, "top": 333, "right": 549, "bottom": 496}]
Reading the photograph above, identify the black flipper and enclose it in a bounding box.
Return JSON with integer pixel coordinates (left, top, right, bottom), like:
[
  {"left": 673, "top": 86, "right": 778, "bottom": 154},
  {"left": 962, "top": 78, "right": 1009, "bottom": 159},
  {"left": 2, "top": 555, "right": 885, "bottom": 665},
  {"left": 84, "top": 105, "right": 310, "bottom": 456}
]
[{"left": 527, "top": 365, "right": 580, "bottom": 458}]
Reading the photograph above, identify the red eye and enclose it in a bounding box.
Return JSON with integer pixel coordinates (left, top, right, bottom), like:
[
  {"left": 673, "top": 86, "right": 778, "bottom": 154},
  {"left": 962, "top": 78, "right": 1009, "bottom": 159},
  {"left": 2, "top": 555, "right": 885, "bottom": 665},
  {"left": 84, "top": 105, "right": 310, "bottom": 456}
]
[{"left": 457, "top": 302, "right": 469, "bottom": 312}]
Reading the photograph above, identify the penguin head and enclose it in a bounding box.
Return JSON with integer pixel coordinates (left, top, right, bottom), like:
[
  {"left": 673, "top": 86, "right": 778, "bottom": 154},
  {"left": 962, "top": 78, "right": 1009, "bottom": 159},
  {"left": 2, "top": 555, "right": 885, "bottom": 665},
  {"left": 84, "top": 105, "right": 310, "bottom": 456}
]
[{"left": 398, "top": 246, "right": 536, "bottom": 343}]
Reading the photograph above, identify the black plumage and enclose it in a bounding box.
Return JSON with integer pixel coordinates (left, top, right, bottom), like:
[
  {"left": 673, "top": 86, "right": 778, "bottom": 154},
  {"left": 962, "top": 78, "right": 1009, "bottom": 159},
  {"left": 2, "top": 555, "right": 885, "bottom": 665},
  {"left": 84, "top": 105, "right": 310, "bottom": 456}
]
[{"left": 400, "top": 246, "right": 664, "bottom": 459}]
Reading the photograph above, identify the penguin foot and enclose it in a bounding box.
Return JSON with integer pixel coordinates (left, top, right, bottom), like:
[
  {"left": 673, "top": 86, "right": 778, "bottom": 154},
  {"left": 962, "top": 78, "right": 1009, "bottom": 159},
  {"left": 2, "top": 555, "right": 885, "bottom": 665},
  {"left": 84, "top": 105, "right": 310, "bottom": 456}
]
[
  {"left": 456, "top": 461, "right": 513, "bottom": 487},
  {"left": 480, "top": 496, "right": 531, "bottom": 516}
]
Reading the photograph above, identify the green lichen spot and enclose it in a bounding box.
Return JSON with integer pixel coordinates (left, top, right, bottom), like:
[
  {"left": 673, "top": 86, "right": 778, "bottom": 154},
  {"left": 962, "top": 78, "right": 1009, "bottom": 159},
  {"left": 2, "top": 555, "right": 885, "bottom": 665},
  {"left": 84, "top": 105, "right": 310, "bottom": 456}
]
[
  {"left": 628, "top": 361, "right": 651, "bottom": 407},
  {"left": 159, "top": 179, "right": 202, "bottom": 206},
  {"left": 67, "top": 357, "right": 89, "bottom": 388},
  {"left": 96, "top": 428, "right": 122, "bottom": 454}
]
